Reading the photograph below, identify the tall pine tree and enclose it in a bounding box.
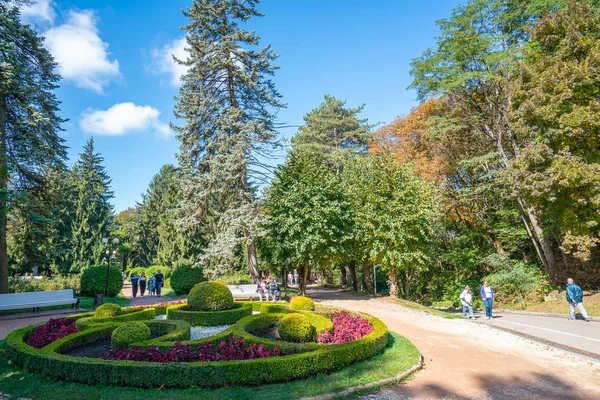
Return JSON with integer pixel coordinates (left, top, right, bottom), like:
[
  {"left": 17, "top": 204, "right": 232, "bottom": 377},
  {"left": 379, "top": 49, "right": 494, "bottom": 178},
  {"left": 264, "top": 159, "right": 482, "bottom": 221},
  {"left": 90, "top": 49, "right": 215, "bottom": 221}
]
[
  {"left": 69, "top": 138, "right": 113, "bottom": 273},
  {"left": 0, "top": 0, "right": 67, "bottom": 292},
  {"left": 174, "top": 0, "right": 283, "bottom": 281}
]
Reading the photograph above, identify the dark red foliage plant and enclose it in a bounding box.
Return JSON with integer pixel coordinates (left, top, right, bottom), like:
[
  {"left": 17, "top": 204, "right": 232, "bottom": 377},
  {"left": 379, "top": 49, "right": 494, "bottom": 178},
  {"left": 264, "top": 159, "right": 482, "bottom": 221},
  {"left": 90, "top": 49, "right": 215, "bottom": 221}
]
[
  {"left": 101, "top": 336, "right": 280, "bottom": 363},
  {"left": 26, "top": 318, "right": 80, "bottom": 349},
  {"left": 316, "top": 311, "right": 373, "bottom": 344}
]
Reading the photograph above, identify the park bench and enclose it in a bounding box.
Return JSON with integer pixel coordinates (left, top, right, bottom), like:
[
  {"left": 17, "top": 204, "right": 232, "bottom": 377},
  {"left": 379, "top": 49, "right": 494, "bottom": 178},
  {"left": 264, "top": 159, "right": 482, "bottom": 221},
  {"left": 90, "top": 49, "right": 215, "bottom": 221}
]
[
  {"left": 227, "top": 284, "right": 275, "bottom": 301},
  {"left": 0, "top": 289, "right": 80, "bottom": 312}
]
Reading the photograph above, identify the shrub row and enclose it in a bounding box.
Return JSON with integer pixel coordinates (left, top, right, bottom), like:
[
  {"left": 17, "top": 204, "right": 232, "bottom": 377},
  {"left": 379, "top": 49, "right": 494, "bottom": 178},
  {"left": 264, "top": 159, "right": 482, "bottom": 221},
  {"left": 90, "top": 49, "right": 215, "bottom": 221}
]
[
  {"left": 6, "top": 311, "right": 387, "bottom": 388},
  {"left": 170, "top": 264, "right": 205, "bottom": 295},
  {"left": 166, "top": 302, "right": 252, "bottom": 326},
  {"left": 75, "top": 308, "right": 156, "bottom": 330}
]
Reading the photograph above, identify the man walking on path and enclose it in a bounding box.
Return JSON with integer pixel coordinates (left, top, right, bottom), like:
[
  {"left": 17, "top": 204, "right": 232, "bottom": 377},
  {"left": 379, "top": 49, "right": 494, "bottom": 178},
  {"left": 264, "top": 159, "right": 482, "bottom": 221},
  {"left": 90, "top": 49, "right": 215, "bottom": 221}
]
[
  {"left": 154, "top": 270, "right": 164, "bottom": 297},
  {"left": 460, "top": 285, "right": 475, "bottom": 319},
  {"left": 566, "top": 278, "right": 591, "bottom": 322},
  {"left": 480, "top": 281, "right": 494, "bottom": 320},
  {"left": 130, "top": 272, "right": 140, "bottom": 299}
]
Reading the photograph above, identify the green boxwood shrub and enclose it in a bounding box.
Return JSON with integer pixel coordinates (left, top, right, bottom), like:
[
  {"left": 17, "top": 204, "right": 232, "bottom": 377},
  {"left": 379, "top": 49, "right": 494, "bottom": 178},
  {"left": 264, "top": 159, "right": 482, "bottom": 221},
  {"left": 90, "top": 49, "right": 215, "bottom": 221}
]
[
  {"left": 6, "top": 308, "right": 389, "bottom": 388},
  {"left": 290, "top": 296, "right": 315, "bottom": 311},
  {"left": 170, "top": 264, "right": 205, "bottom": 295},
  {"left": 111, "top": 322, "right": 151, "bottom": 349},
  {"left": 167, "top": 302, "right": 252, "bottom": 326},
  {"left": 278, "top": 314, "right": 314, "bottom": 343},
  {"left": 80, "top": 265, "right": 123, "bottom": 297},
  {"left": 76, "top": 308, "right": 156, "bottom": 330},
  {"left": 94, "top": 303, "right": 122, "bottom": 318},
  {"left": 260, "top": 303, "right": 290, "bottom": 314},
  {"left": 188, "top": 282, "right": 233, "bottom": 311}
]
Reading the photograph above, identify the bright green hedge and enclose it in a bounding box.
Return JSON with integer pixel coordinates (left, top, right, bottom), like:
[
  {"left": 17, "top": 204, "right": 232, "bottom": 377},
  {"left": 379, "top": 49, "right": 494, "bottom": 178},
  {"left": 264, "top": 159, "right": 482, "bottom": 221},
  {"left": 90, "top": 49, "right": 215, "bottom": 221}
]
[
  {"left": 260, "top": 303, "right": 290, "bottom": 314},
  {"left": 80, "top": 265, "right": 123, "bottom": 297},
  {"left": 167, "top": 302, "right": 252, "bottom": 326},
  {"left": 278, "top": 314, "right": 313, "bottom": 343},
  {"left": 290, "top": 296, "right": 315, "bottom": 311},
  {"left": 188, "top": 282, "right": 233, "bottom": 311},
  {"left": 235, "top": 301, "right": 263, "bottom": 312},
  {"left": 75, "top": 308, "right": 156, "bottom": 330},
  {"left": 5, "top": 308, "right": 388, "bottom": 388},
  {"left": 170, "top": 264, "right": 205, "bottom": 295},
  {"left": 94, "top": 303, "right": 122, "bottom": 318},
  {"left": 126, "top": 267, "right": 146, "bottom": 279},
  {"left": 111, "top": 322, "right": 151, "bottom": 349}
]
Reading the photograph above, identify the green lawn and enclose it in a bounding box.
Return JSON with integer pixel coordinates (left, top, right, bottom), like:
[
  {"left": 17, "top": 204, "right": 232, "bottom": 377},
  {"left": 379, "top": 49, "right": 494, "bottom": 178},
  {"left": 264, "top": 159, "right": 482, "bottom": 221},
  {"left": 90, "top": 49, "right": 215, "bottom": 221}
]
[
  {"left": 392, "top": 298, "right": 467, "bottom": 320},
  {"left": 0, "top": 295, "right": 130, "bottom": 316},
  {"left": 0, "top": 332, "right": 419, "bottom": 400}
]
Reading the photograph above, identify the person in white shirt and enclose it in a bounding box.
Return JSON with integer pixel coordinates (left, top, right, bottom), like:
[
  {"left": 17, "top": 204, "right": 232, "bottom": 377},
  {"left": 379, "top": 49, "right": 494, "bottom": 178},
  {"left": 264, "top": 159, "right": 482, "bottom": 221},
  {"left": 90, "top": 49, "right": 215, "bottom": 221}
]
[
  {"left": 480, "top": 281, "right": 495, "bottom": 320},
  {"left": 460, "top": 285, "right": 475, "bottom": 319}
]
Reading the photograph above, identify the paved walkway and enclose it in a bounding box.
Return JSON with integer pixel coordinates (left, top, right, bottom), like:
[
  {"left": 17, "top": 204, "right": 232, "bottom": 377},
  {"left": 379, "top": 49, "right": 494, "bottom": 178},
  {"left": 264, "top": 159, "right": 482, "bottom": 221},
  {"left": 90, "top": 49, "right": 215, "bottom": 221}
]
[
  {"left": 308, "top": 287, "right": 600, "bottom": 400},
  {"left": 120, "top": 281, "right": 173, "bottom": 306}
]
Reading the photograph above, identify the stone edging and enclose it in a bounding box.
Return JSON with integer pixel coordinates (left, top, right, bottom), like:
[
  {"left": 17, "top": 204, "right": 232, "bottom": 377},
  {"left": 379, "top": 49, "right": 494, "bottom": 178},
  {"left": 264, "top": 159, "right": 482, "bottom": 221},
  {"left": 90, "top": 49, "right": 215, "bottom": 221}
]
[
  {"left": 298, "top": 353, "right": 424, "bottom": 400},
  {"left": 496, "top": 309, "right": 599, "bottom": 323}
]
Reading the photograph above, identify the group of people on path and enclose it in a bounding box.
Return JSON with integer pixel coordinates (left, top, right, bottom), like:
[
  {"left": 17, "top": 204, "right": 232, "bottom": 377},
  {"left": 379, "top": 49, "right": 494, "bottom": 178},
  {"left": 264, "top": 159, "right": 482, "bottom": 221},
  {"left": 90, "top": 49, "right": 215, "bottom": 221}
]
[
  {"left": 129, "top": 270, "right": 164, "bottom": 299},
  {"left": 459, "top": 278, "right": 591, "bottom": 322},
  {"left": 287, "top": 270, "right": 300, "bottom": 286},
  {"left": 256, "top": 277, "right": 281, "bottom": 302}
]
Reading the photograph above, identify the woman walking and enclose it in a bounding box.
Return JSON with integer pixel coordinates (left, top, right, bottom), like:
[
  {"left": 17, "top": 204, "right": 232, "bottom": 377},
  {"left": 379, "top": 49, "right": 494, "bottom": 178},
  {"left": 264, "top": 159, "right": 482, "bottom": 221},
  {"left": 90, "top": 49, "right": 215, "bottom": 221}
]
[
  {"left": 139, "top": 272, "right": 147, "bottom": 298},
  {"left": 480, "top": 281, "right": 495, "bottom": 320},
  {"left": 147, "top": 274, "right": 155, "bottom": 297}
]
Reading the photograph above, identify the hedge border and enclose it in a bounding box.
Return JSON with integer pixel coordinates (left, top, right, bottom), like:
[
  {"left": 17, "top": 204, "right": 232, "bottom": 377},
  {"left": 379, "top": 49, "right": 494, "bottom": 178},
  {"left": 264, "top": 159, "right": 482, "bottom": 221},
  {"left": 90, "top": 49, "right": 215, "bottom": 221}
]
[
  {"left": 75, "top": 308, "right": 156, "bottom": 330},
  {"left": 166, "top": 302, "right": 252, "bottom": 326},
  {"left": 6, "top": 309, "right": 388, "bottom": 388}
]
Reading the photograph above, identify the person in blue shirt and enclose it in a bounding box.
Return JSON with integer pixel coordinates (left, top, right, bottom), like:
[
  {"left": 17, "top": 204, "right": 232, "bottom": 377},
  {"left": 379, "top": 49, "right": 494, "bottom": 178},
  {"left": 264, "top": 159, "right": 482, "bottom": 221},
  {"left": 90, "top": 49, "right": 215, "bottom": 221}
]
[
  {"left": 566, "top": 278, "right": 590, "bottom": 322},
  {"left": 480, "top": 281, "right": 495, "bottom": 320}
]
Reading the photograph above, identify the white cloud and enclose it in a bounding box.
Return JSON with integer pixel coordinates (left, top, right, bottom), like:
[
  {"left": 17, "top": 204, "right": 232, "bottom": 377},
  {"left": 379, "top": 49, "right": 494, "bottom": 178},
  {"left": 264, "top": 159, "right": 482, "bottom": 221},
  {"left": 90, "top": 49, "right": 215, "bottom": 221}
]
[
  {"left": 151, "top": 37, "right": 189, "bottom": 86},
  {"left": 79, "top": 102, "right": 172, "bottom": 138},
  {"left": 19, "top": 0, "right": 55, "bottom": 24},
  {"left": 44, "top": 10, "right": 119, "bottom": 93}
]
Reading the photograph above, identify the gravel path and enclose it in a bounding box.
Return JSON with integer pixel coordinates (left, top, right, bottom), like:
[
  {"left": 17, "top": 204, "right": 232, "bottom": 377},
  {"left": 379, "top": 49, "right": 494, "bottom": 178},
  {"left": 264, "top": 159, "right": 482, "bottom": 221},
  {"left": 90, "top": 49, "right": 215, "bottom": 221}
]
[{"left": 308, "top": 287, "right": 600, "bottom": 400}]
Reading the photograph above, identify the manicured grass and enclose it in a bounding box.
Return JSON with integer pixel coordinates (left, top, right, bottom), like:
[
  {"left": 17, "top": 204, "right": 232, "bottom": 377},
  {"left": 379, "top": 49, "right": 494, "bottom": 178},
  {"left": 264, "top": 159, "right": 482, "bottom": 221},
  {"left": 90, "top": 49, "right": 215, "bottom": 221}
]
[
  {"left": 0, "top": 295, "right": 130, "bottom": 316},
  {"left": 523, "top": 292, "right": 600, "bottom": 317},
  {"left": 392, "top": 298, "right": 466, "bottom": 320},
  {"left": 0, "top": 332, "right": 419, "bottom": 400},
  {"left": 163, "top": 287, "right": 188, "bottom": 300}
]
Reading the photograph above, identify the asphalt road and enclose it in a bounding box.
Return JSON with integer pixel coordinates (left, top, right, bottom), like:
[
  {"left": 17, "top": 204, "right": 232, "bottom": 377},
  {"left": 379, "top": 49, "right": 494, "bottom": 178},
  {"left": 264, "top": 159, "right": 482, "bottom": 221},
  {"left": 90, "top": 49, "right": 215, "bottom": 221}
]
[{"left": 479, "top": 311, "right": 600, "bottom": 358}]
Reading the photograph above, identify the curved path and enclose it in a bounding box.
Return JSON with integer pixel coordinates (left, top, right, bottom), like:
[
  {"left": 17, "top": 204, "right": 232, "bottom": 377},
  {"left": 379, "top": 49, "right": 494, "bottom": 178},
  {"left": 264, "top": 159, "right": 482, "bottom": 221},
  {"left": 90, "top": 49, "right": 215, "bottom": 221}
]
[{"left": 308, "top": 287, "right": 600, "bottom": 400}]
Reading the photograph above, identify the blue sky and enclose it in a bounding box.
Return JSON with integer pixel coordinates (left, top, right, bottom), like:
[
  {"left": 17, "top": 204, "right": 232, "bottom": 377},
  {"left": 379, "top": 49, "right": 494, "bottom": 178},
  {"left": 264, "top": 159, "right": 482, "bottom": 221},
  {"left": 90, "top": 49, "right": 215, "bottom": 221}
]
[{"left": 20, "top": 0, "right": 464, "bottom": 212}]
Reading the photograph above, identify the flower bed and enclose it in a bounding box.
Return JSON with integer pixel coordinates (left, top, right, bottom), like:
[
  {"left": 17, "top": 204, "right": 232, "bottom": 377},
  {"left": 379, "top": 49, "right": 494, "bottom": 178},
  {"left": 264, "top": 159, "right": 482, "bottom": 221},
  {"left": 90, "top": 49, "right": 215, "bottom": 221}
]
[
  {"left": 317, "top": 311, "right": 373, "bottom": 344},
  {"left": 26, "top": 318, "right": 80, "bottom": 348},
  {"left": 102, "top": 337, "right": 279, "bottom": 362}
]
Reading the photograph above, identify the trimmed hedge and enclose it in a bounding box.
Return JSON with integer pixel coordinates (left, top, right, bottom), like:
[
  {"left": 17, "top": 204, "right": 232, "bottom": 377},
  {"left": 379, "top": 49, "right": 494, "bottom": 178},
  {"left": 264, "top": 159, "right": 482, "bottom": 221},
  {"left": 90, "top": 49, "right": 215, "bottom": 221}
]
[
  {"left": 236, "top": 301, "right": 263, "bottom": 312},
  {"left": 170, "top": 264, "right": 205, "bottom": 295},
  {"left": 290, "top": 296, "right": 315, "bottom": 311},
  {"left": 94, "top": 303, "right": 122, "bottom": 318},
  {"left": 80, "top": 265, "right": 123, "bottom": 297},
  {"left": 188, "top": 282, "right": 233, "bottom": 311},
  {"left": 278, "top": 314, "right": 313, "bottom": 343},
  {"left": 76, "top": 308, "right": 156, "bottom": 330},
  {"left": 260, "top": 303, "right": 290, "bottom": 314},
  {"left": 5, "top": 308, "right": 388, "bottom": 389},
  {"left": 112, "top": 322, "right": 151, "bottom": 349},
  {"left": 167, "top": 302, "right": 252, "bottom": 326},
  {"left": 145, "top": 266, "right": 167, "bottom": 279}
]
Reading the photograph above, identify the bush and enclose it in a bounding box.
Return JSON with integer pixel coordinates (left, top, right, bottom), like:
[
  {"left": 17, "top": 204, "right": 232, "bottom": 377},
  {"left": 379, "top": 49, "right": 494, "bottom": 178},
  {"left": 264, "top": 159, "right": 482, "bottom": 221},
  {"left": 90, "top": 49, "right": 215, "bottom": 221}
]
[
  {"left": 145, "top": 266, "right": 167, "bottom": 279},
  {"left": 8, "top": 275, "right": 80, "bottom": 294},
  {"left": 111, "top": 322, "right": 151, "bottom": 349},
  {"left": 94, "top": 303, "right": 122, "bottom": 318},
  {"left": 278, "top": 314, "right": 314, "bottom": 343},
  {"left": 188, "top": 282, "right": 233, "bottom": 311},
  {"left": 170, "top": 264, "right": 205, "bottom": 295},
  {"left": 290, "top": 296, "right": 315, "bottom": 311},
  {"left": 126, "top": 267, "right": 145, "bottom": 279},
  {"left": 167, "top": 302, "right": 252, "bottom": 326},
  {"left": 260, "top": 303, "right": 290, "bottom": 314},
  {"left": 80, "top": 265, "right": 123, "bottom": 297},
  {"left": 76, "top": 308, "right": 156, "bottom": 330}
]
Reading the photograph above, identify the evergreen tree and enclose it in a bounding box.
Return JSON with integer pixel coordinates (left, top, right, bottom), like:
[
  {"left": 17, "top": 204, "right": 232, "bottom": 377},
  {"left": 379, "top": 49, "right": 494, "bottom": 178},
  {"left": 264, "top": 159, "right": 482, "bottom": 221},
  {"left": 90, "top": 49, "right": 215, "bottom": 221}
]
[
  {"left": 69, "top": 138, "right": 113, "bottom": 273},
  {"left": 0, "top": 1, "right": 67, "bottom": 292},
  {"left": 174, "top": 0, "right": 284, "bottom": 281}
]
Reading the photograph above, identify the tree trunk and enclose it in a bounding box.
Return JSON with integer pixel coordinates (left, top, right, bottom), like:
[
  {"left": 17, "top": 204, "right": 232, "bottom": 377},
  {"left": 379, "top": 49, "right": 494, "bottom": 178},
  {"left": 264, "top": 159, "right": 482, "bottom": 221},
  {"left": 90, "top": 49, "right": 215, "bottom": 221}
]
[
  {"left": 388, "top": 268, "right": 398, "bottom": 297},
  {"left": 348, "top": 260, "right": 358, "bottom": 291},
  {"left": 325, "top": 265, "right": 333, "bottom": 285},
  {"left": 362, "top": 262, "right": 374, "bottom": 295},
  {"left": 339, "top": 266, "right": 347, "bottom": 287},
  {"left": 298, "top": 265, "right": 309, "bottom": 296},
  {"left": 244, "top": 229, "right": 260, "bottom": 283},
  {"left": 0, "top": 95, "right": 8, "bottom": 293},
  {"left": 402, "top": 270, "right": 411, "bottom": 300}
]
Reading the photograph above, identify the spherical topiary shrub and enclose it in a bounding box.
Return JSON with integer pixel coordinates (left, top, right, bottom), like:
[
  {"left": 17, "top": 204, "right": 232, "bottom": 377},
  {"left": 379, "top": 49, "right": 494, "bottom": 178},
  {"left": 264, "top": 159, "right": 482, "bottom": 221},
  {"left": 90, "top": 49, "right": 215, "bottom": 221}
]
[
  {"left": 94, "top": 303, "right": 122, "bottom": 318},
  {"left": 188, "top": 282, "right": 233, "bottom": 311},
  {"left": 290, "top": 296, "right": 315, "bottom": 311},
  {"left": 170, "top": 264, "right": 205, "bottom": 295},
  {"left": 111, "top": 321, "right": 151, "bottom": 349},
  {"left": 278, "top": 313, "right": 314, "bottom": 343},
  {"left": 80, "top": 265, "right": 123, "bottom": 297}
]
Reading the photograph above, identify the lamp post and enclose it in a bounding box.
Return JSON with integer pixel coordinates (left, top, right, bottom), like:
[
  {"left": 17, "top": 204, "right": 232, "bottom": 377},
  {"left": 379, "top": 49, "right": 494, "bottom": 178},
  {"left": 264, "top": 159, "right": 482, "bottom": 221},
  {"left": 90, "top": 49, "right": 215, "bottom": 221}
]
[{"left": 102, "top": 237, "right": 119, "bottom": 296}]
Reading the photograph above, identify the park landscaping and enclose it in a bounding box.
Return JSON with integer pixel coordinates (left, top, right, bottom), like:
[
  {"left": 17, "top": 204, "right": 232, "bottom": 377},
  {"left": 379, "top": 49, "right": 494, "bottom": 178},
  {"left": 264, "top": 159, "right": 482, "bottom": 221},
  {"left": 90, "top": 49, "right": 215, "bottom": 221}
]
[{"left": 1, "top": 284, "right": 419, "bottom": 398}]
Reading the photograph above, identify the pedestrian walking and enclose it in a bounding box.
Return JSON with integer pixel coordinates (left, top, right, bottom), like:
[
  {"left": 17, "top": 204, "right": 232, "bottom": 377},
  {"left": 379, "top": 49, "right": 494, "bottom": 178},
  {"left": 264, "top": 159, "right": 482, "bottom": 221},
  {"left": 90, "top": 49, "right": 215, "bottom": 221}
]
[
  {"left": 147, "top": 274, "right": 155, "bottom": 297},
  {"left": 288, "top": 272, "right": 293, "bottom": 286},
  {"left": 566, "top": 278, "right": 591, "bottom": 322},
  {"left": 154, "top": 270, "right": 164, "bottom": 296},
  {"left": 130, "top": 272, "right": 140, "bottom": 299},
  {"left": 460, "top": 285, "right": 475, "bottom": 319},
  {"left": 139, "top": 272, "right": 147, "bottom": 297},
  {"left": 480, "top": 281, "right": 494, "bottom": 320},
  {"left": 293, "top": 270, "right": 299, "bottom": 286}
]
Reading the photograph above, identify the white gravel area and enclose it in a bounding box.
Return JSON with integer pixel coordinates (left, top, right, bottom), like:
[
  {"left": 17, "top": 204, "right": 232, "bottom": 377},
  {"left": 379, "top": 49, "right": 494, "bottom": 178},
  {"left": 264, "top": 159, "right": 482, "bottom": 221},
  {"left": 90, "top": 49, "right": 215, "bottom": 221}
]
[
  {"left": 252, "top": 311, "right": 260, "bottom": 315},
  {"left": 190, "top": 325, "right": 231, "bottom": 340},
  {"left": 154, "top": 314, "right": 166, "bottom": 320}
]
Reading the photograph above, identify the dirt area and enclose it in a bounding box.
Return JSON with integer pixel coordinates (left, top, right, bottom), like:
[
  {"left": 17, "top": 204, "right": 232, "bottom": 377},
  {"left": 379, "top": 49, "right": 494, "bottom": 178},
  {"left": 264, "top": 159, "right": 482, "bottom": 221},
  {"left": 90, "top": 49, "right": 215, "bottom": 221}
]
[
  {"left": 65, "top": 339, "right": 111, "bottom": 358},
  {"left": 254, "top": 325, "right": 280, "bottom": 340},
  {"left": 308, "top": 287, "right": 600, "bottom": 400},
  {"left": 525, "top": 292, "right": 600, "bottom": 316}
]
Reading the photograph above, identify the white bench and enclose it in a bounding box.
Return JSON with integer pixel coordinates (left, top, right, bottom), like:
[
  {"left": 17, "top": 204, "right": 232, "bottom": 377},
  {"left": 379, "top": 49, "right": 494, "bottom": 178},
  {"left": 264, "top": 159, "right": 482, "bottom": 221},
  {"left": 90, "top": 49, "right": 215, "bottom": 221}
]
[
  {"left": 0, "top": 289, "right": 80, "bottom": 312},
  {"left": 227, "top": 284, "right": 279, "bottom": 301}
]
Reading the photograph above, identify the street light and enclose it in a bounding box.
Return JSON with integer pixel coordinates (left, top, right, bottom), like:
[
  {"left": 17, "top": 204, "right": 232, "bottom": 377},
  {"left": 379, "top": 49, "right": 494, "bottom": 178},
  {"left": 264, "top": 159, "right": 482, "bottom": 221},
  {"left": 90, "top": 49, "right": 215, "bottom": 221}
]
[{"left": 102, "top": 237, "right": 119, "bottom": 296}]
